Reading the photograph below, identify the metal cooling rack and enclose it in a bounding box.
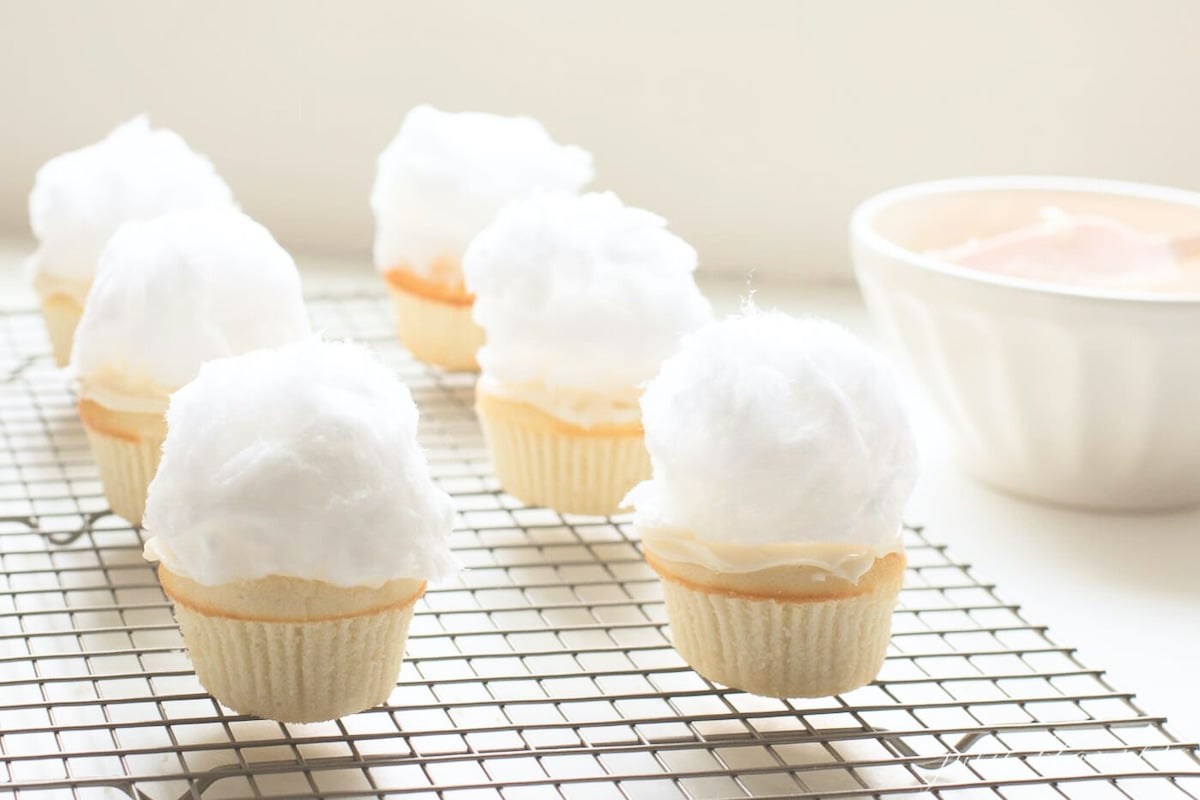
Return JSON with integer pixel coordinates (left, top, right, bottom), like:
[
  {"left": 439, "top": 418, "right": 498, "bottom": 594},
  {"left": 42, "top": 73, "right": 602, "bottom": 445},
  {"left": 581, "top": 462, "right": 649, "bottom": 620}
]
[{"left": 0, "top": 292, "right": 1197, "bottom": 800}]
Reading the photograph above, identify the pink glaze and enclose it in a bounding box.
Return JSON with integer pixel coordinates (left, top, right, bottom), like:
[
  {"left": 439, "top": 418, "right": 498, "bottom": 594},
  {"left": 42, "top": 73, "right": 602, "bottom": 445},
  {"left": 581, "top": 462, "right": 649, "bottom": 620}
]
[{"left": 931, "top": 208, "right": 1189, "bottom": 291}]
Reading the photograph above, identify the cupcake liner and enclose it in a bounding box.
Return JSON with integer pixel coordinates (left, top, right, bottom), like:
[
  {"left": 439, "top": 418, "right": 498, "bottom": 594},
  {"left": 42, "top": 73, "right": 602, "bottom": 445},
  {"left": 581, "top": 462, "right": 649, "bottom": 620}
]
[
  {"left": 656, "top": 565, "right": 903, "bottom": 698},
  {"left": 171, "top": 598, "right": 418, "bottom": 723},
  {"left": 477, "top": 397, "right": 650, "bottom": 516},
  {"left": 40, "top": 294, "right": 84, "bottom": 368},
  {"left": 82, "top": 415, "right": 166, "bottom": 527},
  {"left": 385, "top": 282, "right": 484, "bottom": 371}
]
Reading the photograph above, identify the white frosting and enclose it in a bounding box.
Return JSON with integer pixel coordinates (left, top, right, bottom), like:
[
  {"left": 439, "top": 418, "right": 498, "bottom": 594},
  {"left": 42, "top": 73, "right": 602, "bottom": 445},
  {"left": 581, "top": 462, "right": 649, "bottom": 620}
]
[
  {"left": 638, "top": 527, "right": 896, "bottom": 583},
  {"left": 27, "top": 116, "right": 234, "bottom": 299},
  {"left": 70, "top": 207, "right": 311, "bottom": 404},
  {"left": 464, "top": 192, "right": 713, "bottom": 421},
  {"left": 625, "top": 311, "right": 918, "bottom": 577},
  {"left": 370, "top": 105, "right": 593, "bottom": 278},
  {"left": 477, "top": 375, "right": 643, "bottom": 428},
  {"left": 931, "top": 208, "right": 1180, "bottom": 290},
  {"left": 142, "top": 339, "right": 459, "bottom": 587}
]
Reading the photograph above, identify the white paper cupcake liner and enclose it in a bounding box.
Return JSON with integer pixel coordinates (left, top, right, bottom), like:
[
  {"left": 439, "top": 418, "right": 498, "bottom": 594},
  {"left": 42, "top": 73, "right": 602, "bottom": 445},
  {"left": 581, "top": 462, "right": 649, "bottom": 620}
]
[
  {"left": 83, "top": 422, "right": 165, "bottom": 527},
  {"left": 385, "top": 282, "right": 484, "bottom": 371},
  {"left": 478, "top": 401, "right": 650, "bottom": 516},
  {"left": 658, "top": 570, "right": 902, "bottom": 698},
  {"left": 172, "top": 598, "right": 418, "bottom": 723},
  {"left": 40, "top": 294, "right": 84, "bottom": 368}
]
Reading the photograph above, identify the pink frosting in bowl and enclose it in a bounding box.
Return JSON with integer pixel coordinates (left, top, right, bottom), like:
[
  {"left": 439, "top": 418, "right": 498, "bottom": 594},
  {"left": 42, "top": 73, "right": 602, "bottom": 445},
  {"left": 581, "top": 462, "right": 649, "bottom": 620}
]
[
  {"left": 855, "top": 176, "right": 1200, "bottom": 303},
  {"left": 850, "top": 176, "right": 1200, "bottom": 511},
  {"left": 929, "top": 207, "right": 1194, "bottom": 292}
]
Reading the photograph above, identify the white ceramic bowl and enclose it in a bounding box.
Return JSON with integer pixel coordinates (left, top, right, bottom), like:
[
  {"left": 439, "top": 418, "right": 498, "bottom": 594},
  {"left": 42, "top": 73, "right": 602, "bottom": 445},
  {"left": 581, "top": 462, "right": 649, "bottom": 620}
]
[{"left": 851, "top": 177, "right": 1200, "bottom": 511}]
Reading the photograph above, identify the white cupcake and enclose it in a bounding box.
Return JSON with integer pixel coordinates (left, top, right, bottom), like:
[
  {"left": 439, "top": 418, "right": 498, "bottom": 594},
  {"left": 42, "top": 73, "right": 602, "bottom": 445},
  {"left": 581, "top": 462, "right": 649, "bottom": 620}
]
[
  {"left": 26, "top": 116, "right": 234, "bottom": 365},
  {"left": 370, "top": 105, "right": 593, "bottom": 370},
  {"left": 143, "top": 339, "right": 458, "bottom": 723},
  {"left": 626, "top": 312, "right": 918, "bottom": 698},
  {"left": 70, "top": 207, "right": 310, "bottom": 525},
  {"left": 465, "top": 191, "right": 713, "bottom": 516}
]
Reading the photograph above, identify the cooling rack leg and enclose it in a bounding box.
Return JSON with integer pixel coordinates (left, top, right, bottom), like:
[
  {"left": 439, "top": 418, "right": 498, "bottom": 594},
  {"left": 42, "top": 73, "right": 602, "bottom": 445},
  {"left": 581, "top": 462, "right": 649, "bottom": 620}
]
[
  {"left": 40, "top": 509, "right": 111, "bottom": 546},
  {"left": 902, "top": 718, "right": 1168, "bottom": 770}
]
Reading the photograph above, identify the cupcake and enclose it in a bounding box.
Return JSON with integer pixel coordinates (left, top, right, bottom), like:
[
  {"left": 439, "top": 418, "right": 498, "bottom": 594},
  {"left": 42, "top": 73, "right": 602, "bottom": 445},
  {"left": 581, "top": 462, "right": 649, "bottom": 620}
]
[
  {"left": 26, "top": 116, "right": 234, "bottom": 365},
  {"left": 464, "top": 191, "right": 712, "bottom": 516},
  {"left": 625, "top": 312, "right": 918, "bottom": 698},
  {"left": 369, "top": 105, "right": 593, "bottom": 370},
  {"left": 70, "top": 207, "right": 310, "bottom": 526},
  {"left": 143, "top": 340, "right": 458, "bottom": 723}
]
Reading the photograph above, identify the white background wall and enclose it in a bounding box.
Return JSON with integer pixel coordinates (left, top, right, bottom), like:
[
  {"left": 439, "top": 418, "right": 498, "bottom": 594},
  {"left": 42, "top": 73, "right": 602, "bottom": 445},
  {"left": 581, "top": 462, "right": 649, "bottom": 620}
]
[{"left": 1, "top": 0, "right": 1199, "bottom": 279}]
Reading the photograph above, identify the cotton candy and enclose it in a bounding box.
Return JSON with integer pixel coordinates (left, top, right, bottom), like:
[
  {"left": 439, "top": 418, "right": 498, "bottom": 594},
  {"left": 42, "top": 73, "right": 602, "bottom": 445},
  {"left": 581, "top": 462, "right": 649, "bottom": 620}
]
[
  {"left": 465, "top": 191, "right": 712, "bottom": 406},
  {"left": 70, "top": 207, "right": 310, "bottom": 403},
  {"left": 143, "top": 339, "right": 459, "bottom": 586},
  {"left": 627, "top": 312, "right": 918, "bottom": 549},
  {"left": 370, "top": 105, "right": 592, "bottom": 277},
  {"left": 28, "top": 115, "right": 233, "bottom": 295}
]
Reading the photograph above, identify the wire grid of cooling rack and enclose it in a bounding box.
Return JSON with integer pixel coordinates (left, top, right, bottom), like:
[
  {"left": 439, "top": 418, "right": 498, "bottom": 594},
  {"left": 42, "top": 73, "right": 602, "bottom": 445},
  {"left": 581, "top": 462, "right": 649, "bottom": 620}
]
[{"left": 0, "top": 293, "right": 1198, "bottom": 800}]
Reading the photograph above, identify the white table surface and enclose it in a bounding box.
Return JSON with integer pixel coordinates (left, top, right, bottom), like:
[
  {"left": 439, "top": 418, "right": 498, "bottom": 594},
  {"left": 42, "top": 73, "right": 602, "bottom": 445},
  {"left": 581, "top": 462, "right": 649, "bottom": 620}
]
[{"left": 2, "top": 241, "right": 1198, "bottom": 749}]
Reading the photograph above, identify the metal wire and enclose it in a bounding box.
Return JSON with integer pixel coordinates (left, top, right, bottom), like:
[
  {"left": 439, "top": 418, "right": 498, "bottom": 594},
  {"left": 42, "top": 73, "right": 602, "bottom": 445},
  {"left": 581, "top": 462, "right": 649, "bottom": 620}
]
[{"left": 0, "top": 292, "right": 1197, "bottom": 800}]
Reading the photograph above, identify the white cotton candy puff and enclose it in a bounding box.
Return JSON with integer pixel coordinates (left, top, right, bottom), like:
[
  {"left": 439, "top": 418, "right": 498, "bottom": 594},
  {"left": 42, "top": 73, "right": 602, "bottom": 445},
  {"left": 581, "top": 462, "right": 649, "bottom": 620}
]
[
  {"left": 464, "top": 191, "right": 713, "bottom": 396},
  {"left": 626, "top": 311, "right": 918, "bottom": 548},
  {"left": 28, "top": 115, "right": 234, "bottom": 284},
  {"left": 143, "top": 339, "right": 459, "bottom": 587},
  {"left": 70, "top": 207, "right": 311, "bottom": 398},
  {"left": 370, "top": 105, "right": 593, "bottom": 276}
]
